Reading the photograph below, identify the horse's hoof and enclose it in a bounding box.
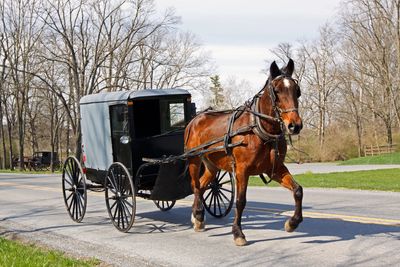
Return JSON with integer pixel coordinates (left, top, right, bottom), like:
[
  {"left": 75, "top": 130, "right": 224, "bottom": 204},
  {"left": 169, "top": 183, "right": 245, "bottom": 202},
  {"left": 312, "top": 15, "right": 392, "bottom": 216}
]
[
  {"left": 234, "top": 237, "right": 247, "bottom": 246},
  {"left": 191, "top": 214, "right": 205, "bottom": 232},
  {"left": 284, "top": 219, "right": 296, "bottom": 232},
  {"left": 193, "top": 221, "right": 205, "bottom": 232}
]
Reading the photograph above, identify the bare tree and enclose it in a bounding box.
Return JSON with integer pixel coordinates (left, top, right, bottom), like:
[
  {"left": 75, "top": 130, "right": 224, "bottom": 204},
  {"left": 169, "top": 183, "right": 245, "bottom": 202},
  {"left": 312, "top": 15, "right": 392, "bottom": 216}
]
[
  {"left": 298, "top": 25, "right": 339, "bottom": 148},
  {"left": 37, "top": 0, "right": 182, "bottom": 157},
  {"left": 0, "top": 0, "right": 44, "bottom": 169},
  {"left": 0, "top": 28, "right": 9, "bottom": 168},
  {"left": 223, "top": 77, "right": 255, "bottom": 109},
  {"left": 340, "top": 0, "right": 400, "bottom": 144}
]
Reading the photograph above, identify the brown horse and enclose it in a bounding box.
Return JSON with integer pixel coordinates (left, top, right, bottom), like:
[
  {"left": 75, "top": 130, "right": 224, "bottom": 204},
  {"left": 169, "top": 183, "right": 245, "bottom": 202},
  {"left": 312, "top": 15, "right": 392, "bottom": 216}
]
[{"left": 184, "top": 59, "right": 303, "bottom": 246}]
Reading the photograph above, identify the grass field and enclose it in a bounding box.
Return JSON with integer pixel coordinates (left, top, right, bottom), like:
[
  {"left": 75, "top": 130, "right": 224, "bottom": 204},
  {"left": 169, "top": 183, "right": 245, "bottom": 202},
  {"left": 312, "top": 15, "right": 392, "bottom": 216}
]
[
  {"left": 0, "top": 237, "right": 99, "bottom": 266},
  {"left": 249, "top": 168, "right": 400, "bottom": 191},
  {"left": 0, "top": 169, "right": 60, "bottom": 174},
  {"left": 339, "top": 152, "right": 400, "bottom": 165}
]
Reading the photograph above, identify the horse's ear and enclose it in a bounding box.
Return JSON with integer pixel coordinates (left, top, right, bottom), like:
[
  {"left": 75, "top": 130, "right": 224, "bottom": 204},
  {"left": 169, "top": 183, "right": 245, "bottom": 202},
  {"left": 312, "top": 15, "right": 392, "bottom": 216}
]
[
  {"left": 283, "top": 58, "right": 295, "bottom": 76},
  {"left": 270, "top": 61, "right": 280, "bottom": 79}
]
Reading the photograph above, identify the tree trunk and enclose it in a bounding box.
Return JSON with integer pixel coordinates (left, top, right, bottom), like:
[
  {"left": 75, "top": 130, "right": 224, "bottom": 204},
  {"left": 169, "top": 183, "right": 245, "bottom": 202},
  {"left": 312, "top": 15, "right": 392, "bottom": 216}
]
[
  {"left": 74, "top": 122, "right": 82, "bottom": 160},
  {"left": 50, "top": 108, "right": 55, "bottom": 172},
  {"left": 18, "top": 111, "right": 25, "bottom": 170},
  {"left": 385, "top": 120, "right": 393, "bottom": 145},
  {"left": 66, "top": 118, "right": 70, "bottom": 157},
  {"left": 0, "top": 99, "right": 6, "bottom": 169},
  {"left": 356, "top": 118, "right": 363, "bottom": 157},
  {"left": 6, "top": 118, "right": 13, "bottom": 170}
]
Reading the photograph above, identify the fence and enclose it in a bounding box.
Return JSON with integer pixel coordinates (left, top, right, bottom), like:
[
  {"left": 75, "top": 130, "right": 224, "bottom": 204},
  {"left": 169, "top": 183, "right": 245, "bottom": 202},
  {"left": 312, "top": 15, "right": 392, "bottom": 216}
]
[{"left": 364, "top": 144, "right": 397, "bottom": 156}]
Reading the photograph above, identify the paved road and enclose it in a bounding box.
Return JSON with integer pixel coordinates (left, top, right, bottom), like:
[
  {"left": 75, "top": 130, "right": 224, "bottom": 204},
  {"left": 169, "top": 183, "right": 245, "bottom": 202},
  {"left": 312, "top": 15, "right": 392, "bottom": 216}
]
[{"left": 0, "top": 170, "right": 399, "bottom": 266}]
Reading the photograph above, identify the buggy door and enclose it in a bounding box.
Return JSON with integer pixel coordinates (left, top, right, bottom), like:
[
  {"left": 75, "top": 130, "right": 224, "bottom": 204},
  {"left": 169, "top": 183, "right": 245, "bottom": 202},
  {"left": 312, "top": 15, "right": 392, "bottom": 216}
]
[{"left": 109, "top": 104, "right": 132, "bottom": 171}]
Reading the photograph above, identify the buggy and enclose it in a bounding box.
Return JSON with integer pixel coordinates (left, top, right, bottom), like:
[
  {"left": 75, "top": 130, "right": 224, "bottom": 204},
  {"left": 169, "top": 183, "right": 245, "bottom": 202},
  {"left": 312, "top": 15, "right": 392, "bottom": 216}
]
[
  {"left": 29, "top": 151, "right": 60, "bottom": 171},
  {"left": 62, "top": 89, "right": 234, "bottom": 232}
]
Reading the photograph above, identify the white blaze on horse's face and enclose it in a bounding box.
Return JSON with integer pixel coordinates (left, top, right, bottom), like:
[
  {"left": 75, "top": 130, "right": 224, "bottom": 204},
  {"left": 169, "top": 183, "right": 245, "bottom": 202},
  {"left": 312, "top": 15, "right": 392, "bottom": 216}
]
[
  {"left": 277, "top": 77, "right": 303, "bottom": 135},
  {"left": 283, "top": 78, "right": 291, "bottom": 88}
]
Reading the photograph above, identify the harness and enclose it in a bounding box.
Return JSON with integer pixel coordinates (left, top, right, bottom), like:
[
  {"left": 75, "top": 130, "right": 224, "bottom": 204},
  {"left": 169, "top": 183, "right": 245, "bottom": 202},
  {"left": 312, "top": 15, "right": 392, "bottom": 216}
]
[
  {"left": 144, "top": 75, "right": 301, "bottom": 186},
  {"left": 209, "top": 74, "right": 299, "bottom": 183},
  {"left": 157, "top": 75, "right": 300, "bottom": 184}
]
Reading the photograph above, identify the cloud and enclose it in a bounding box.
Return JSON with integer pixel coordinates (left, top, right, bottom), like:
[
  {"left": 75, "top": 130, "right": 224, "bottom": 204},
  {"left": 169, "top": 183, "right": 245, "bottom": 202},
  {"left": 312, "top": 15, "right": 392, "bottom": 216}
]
[
  {"left": 157, "top": 0, "right": 341, "bottom": 46},
  {"left": 156, "top": 0, "right": 342, "bottom": 88}
]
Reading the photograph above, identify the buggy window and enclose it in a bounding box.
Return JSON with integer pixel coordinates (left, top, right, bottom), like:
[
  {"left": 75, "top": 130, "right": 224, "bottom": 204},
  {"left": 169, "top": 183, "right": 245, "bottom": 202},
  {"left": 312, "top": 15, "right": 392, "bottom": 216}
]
[
  {"left": 110, "top": 104, "right": 132, "bottom": 168},
  {"left": 169, "top": 103, "right": 185, "bottom": 128},
  {"left": 133, "top": 98, "right": 186, "bottom": 138},
  {"left": 160, "top": 100, "right": 185, "bottom": 132}
]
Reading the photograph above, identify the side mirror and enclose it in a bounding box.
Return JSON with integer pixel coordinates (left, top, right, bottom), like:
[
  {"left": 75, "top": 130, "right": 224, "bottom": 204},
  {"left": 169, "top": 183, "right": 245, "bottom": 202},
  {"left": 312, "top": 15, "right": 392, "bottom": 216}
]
[{"left": 120, "top": 135, "right": 130, "bottom": 144}]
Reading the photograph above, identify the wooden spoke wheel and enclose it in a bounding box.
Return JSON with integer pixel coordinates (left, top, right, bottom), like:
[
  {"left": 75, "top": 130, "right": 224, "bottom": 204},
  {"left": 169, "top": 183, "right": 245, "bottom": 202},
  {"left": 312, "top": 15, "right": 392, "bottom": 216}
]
[
  {"left": 203, "top": 170, "right": 235, "bottom": 218},
  {"left": 105, "top": 162, "right": 136, "bottom": 232},
  {"left": 62, "top": 156, "right": 87, "bottom": 222},
  {"left": 153, "top": 200, "right": 176, "bottom": 211}
]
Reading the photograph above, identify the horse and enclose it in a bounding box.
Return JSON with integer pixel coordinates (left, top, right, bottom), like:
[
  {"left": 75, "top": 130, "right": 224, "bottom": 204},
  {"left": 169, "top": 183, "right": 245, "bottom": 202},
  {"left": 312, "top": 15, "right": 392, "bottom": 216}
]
[{"left": 184, "top": 59, "right": 303, "bottom": 246}]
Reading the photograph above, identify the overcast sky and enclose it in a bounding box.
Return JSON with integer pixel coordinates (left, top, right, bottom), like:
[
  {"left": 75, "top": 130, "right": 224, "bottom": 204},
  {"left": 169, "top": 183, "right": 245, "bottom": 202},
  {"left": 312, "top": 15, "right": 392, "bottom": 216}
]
[{"left": 156, "top": 0, "right": 343, "bottom": 89}]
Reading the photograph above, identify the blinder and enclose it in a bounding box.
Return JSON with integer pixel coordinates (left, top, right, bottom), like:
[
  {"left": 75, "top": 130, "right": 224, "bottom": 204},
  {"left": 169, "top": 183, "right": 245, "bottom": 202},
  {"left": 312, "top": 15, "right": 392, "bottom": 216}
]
[{"left": 296, "top": 84, "right": 301, "bottom": 98}]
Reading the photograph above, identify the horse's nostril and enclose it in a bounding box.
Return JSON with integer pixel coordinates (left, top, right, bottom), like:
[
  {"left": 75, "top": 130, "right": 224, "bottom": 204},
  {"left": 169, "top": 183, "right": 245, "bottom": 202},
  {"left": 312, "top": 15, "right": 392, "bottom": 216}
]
[{"left": 288, "top": 123, "right": 301, "bottom": 134}]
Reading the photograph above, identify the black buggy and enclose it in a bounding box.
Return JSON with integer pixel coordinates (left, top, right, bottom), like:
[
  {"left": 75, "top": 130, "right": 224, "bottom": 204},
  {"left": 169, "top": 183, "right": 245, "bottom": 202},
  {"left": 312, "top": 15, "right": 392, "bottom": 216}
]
[
  {"left": 62, "top": 89, "right": 235, "bottom": 232},
  {"left": 29, "top": 151, "right": 60, "bottom": 171}
]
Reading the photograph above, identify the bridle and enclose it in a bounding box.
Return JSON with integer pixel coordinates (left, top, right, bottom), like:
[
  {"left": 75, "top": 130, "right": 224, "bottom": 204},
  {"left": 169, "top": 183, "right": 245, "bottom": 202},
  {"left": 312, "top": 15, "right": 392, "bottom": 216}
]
[{"left": 249, "top": 74, "right": 300, "bottom": 142}]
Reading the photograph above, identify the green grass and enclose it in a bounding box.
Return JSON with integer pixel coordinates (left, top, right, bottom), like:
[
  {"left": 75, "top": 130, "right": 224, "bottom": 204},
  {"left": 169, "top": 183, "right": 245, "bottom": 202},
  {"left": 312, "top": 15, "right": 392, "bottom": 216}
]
[
  {"left": 339, "top": 152, "right": 400, "bottom": 165},
  {"left": 0, "top": 169, "right": 61, "bottom": 174},
  {"left": 0, "top": 237, "right": 99, "bottom": 266},
  {"left": 249, "top": 168, "right": 400, "bottom": 191}
]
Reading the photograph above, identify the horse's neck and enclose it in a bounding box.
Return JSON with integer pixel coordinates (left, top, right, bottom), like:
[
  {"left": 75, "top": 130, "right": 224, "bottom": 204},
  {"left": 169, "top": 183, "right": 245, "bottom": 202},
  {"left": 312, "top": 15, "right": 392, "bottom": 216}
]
[{"left": 258, "top": 91, "right": 281, "bottom": 134}]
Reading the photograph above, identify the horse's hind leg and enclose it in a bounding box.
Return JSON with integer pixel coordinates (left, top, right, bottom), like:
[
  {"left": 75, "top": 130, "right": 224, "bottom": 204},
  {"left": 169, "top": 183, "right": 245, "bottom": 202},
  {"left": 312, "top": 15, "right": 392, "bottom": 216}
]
[
  {"left": 189, "top": 158, "right": 218, "bottom": 231},
  {"left": 274, "top": 167, "right": 303, "bottom": 232},
  {"left": 188, "top": 158, "right": 205, "bottom": 231}
]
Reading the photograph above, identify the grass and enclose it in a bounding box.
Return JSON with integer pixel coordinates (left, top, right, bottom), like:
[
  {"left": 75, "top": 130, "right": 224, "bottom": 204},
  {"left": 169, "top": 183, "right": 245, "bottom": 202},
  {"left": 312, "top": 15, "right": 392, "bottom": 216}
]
[
  {"left": 249, "top": 168, "right": 400, "bottom": 192},
  {"left": 0, "top": 169, "right": 61, "bottom": 174},
  {"left": 339, "top": 152, "right": 400, "bottom": 165},
  {"left": 0, "top": 236, "right": 99, "bottom": 267}
]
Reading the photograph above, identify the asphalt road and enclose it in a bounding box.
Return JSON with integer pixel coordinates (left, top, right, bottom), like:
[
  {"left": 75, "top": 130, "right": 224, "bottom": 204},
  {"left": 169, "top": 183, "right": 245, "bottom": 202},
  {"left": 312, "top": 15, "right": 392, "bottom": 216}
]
[{"left": 0, "top": 166, "right": 399, "bottom": 266}]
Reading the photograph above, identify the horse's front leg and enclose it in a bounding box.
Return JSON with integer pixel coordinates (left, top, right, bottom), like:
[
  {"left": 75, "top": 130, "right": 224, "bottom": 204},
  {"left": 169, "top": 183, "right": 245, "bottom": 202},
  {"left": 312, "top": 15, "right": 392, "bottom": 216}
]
[
  {"left": 274, "top": 166, "right": 303, "bottom": 232},
  {"left": 232, "top": 170, "right": 249, "bottom": 246}
]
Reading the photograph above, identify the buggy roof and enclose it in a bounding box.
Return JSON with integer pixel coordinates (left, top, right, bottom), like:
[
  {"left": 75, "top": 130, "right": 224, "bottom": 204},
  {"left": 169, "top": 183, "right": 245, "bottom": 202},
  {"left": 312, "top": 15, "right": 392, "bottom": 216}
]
[{"left": 80, "top": 89, "right": 190, "bottom": 105}]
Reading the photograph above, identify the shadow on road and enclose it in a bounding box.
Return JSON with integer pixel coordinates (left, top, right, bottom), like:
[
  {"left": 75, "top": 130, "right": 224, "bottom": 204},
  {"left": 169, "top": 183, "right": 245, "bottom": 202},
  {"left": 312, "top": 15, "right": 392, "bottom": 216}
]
[
  {"left": 205, "top": 201, "right": 400, "bottom": 245},
  {"left": 1, "top": 200, "right": 399, "bottom": 246}
]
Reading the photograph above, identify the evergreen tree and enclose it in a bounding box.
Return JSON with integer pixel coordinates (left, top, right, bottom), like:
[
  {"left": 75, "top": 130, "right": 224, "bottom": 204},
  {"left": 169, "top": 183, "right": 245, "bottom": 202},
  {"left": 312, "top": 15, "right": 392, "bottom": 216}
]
[{"left": 209, "top": 75, "right": 226, "bottom": 109}]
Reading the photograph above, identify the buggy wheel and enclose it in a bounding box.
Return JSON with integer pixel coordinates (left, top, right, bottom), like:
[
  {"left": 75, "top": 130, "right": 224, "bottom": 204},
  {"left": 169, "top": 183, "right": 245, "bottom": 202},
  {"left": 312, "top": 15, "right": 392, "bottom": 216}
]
[
  {"left": 153, "top": 200, "right": 176, "bottom": 211},
  {"left": 105, "top": 162, "right": 136, "bottom": 232},
  {"left": 203, "top": 170, "right": 235, "bottom": 218},
  {"left": 62, "top": 156, "right": 87, "bottom": 222}
]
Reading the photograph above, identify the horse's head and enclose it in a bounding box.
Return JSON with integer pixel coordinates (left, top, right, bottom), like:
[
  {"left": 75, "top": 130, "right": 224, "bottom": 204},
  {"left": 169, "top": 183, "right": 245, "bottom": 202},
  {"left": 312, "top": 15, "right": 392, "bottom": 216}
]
[{"left": 267, "top": 59, "right": 303, "bottom": 135}]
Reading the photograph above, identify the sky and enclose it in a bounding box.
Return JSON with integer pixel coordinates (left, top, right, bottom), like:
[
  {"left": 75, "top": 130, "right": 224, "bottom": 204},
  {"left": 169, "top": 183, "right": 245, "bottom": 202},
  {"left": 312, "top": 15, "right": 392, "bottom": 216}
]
[{"left": 156, "top": 0, "right": 343, "bottom": 90}]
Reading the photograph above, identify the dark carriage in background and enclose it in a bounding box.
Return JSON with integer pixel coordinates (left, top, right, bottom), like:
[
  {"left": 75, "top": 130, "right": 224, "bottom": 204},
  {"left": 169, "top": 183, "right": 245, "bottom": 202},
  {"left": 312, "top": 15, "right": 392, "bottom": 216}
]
[
  {"left": 29, "top": 151, "right": 60, "bottom": 171},
  {"left": 13, "top": 151, "right": 60, "bottom": 171},
  {"left": 62, "top": 89, "right": 234, "bottom": 232}
]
